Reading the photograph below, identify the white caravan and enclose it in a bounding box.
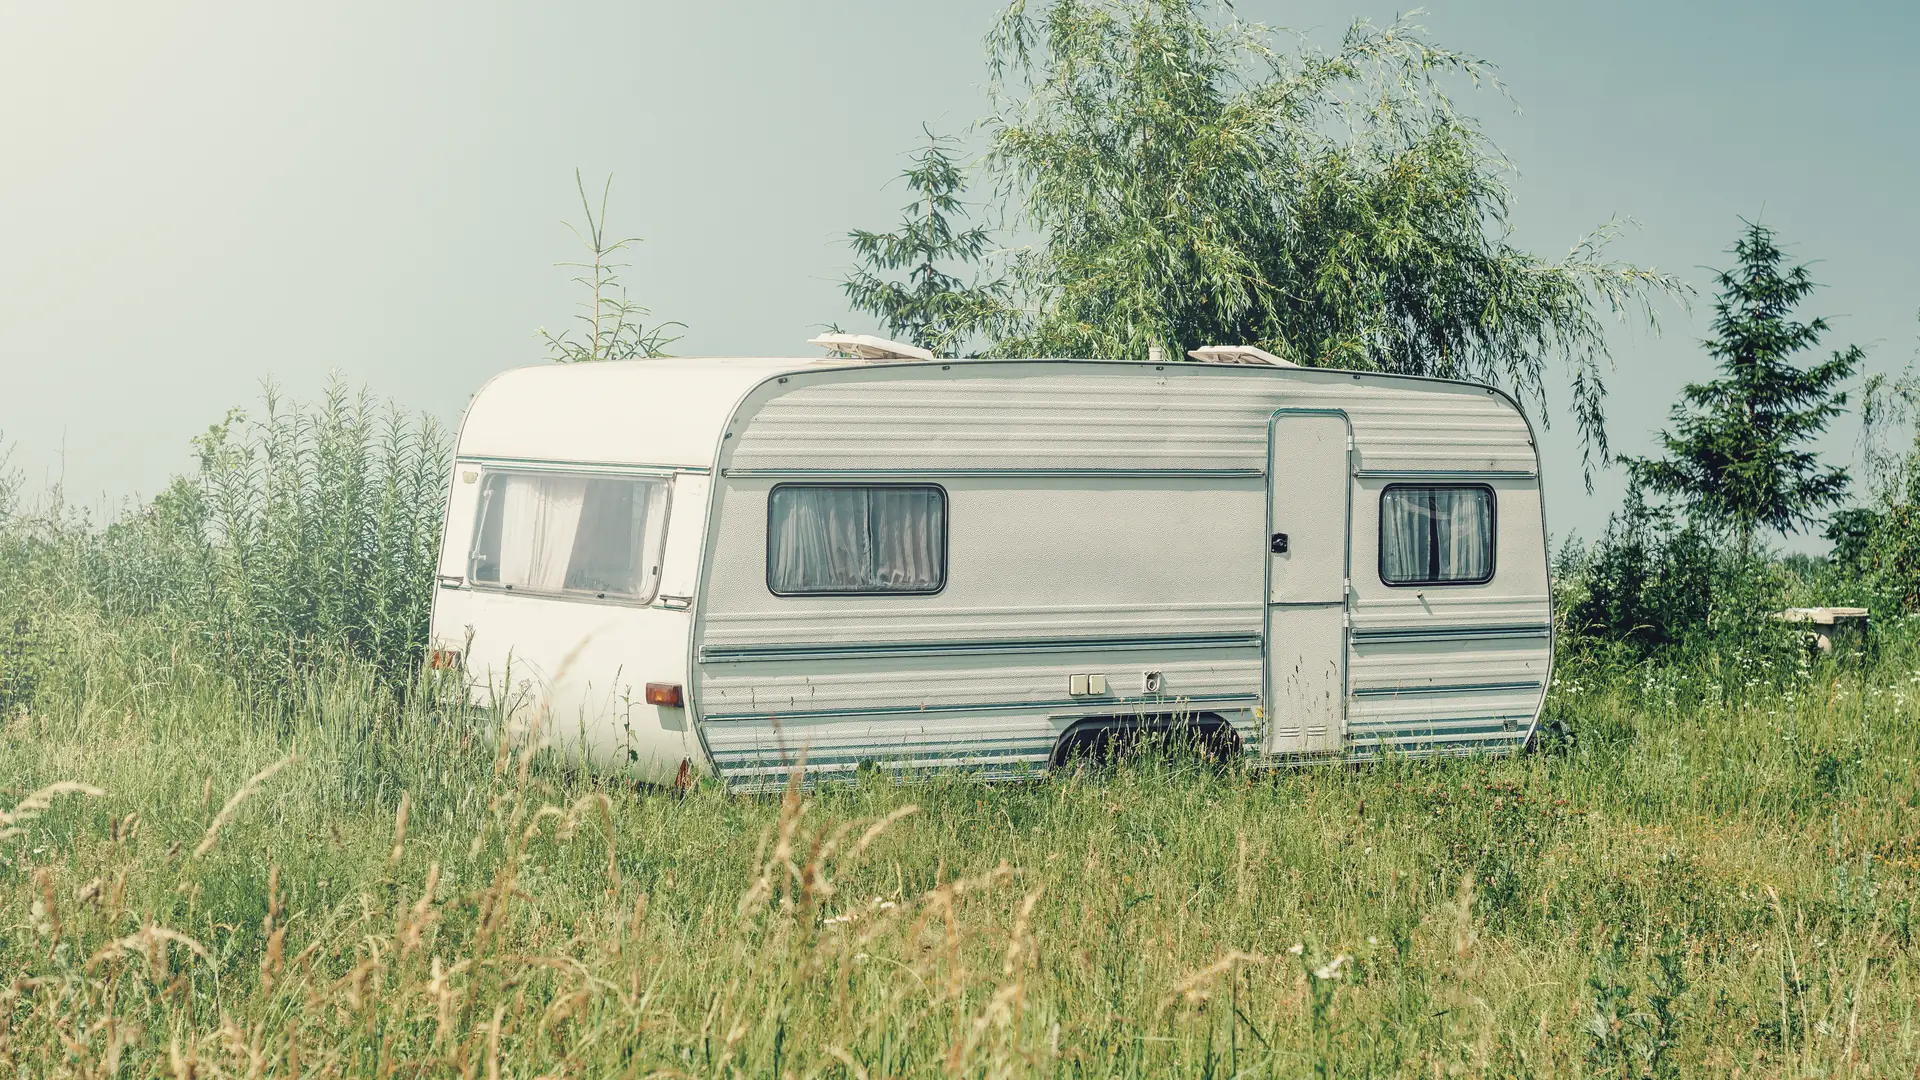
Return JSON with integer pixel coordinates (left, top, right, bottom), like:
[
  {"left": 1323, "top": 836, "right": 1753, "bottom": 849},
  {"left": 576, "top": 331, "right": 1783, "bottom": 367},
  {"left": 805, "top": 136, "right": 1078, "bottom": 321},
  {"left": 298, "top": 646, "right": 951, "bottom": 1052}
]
[{"left": 428, "top": 340, "right": 1552, "bottom": 789}]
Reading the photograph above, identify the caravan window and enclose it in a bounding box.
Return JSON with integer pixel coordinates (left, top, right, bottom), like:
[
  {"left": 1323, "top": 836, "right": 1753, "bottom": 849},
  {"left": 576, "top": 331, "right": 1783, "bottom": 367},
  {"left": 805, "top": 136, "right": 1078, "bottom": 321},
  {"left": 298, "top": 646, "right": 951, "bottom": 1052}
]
[
  {"left": 1379, "top": 485, "right": 1495, "bottom": 586},
  {"left": 469, "top": 471, "right": 670, "bottom": 601},
  {"left": 767, "top": 484, "right": 946, "bottom": 595}
]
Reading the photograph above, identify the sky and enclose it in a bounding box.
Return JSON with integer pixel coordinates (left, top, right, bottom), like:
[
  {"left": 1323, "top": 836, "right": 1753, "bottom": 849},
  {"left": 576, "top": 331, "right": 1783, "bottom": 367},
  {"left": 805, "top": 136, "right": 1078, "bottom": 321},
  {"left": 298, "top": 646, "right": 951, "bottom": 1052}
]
[{"left": 2, "top": 0, "right": 1916, "bottom": 548}]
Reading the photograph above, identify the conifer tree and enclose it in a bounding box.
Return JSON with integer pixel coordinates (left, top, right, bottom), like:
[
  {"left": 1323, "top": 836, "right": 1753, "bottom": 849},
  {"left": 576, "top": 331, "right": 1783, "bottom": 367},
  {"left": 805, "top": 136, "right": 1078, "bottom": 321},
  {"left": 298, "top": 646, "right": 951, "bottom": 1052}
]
[{"left": 1630, "top": 220, "right": 1862, "bottom": 553}]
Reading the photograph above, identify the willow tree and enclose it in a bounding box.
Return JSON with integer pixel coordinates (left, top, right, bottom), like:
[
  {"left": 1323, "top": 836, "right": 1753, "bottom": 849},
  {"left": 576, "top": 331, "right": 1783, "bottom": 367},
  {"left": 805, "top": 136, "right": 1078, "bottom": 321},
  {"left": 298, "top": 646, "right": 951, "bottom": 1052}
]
[{"left": 979, "top": 0, "right": 1683, "bottom": 472}]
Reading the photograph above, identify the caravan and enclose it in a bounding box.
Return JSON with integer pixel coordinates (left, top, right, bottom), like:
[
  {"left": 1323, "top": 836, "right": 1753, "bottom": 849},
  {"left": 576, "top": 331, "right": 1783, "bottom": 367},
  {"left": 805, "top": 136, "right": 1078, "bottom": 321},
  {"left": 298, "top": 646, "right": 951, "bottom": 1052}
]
[{"left": 427, "top": 338, "right": 1552, "bottom": 789}]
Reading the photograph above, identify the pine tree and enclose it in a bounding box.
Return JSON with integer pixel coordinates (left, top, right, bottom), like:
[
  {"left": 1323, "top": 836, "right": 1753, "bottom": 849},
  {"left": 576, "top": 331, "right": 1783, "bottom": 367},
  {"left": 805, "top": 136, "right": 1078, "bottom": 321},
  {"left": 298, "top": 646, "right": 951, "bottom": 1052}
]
[
  {"left": 843, "top": 128, "right": 1008, "bottom": 358},
  {"left": 1630, "top": 220, "right": 1862, "bottom": 553}
]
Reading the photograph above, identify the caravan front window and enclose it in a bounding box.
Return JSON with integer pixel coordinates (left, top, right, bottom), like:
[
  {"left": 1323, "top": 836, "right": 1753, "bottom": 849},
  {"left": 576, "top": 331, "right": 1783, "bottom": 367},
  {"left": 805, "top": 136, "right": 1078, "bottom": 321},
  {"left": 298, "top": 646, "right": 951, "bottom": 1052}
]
[
  {"left": 469, "top": 471, "right": 670, "bottom": 601},
  {"left": 767, "top": 484, "right": 946, "bottom": 595}
]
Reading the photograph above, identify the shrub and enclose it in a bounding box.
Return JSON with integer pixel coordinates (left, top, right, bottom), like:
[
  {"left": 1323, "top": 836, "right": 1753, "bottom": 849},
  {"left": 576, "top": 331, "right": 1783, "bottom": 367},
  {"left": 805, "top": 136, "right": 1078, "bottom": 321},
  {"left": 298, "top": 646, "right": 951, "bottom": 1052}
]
[{"left": 1555, "top": 482, "right": 1798, "bottom": 666}]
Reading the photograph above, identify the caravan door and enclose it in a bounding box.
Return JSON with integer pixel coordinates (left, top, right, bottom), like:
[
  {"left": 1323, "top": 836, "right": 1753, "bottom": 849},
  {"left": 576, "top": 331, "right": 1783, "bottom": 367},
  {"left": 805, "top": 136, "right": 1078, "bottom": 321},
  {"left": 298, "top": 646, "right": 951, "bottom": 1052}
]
[{"left": 1265, "top": 410, "right": 1352, "bottom": 755}]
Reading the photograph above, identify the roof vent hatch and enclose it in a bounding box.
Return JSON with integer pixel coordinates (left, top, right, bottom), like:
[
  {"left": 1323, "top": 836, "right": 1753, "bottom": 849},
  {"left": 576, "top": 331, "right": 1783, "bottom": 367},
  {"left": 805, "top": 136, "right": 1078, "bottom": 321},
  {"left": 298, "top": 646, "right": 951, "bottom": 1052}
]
[
  {"left": 1187, "top": 345, "right": 1297, "bottom": 367},
  {"left": 807, "top": 334, "right": 936, "bottom": 362}
]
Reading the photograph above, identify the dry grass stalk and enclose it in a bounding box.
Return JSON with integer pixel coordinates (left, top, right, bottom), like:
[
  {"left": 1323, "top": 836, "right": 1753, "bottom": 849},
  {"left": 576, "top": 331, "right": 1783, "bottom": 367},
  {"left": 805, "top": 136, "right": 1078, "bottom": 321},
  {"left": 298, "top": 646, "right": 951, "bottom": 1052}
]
[
  {"left": 0, "top": 781, "right": 106, "bottom": 842},
  {"left": 192, "top": 752, "right": 296, "bottom": 859},
  {"left": 89, "top": 922, "right": 212, "bottom": 983},
  {"left": 826, "top": 1044, "right": 871, "bottom": 1080},
  {"left": 1160, "top": 949, "right": 1272, "bottom": 1016},
  {"left": 946, "top": 885, "right": 1046, "bottom": 1073},
  {"left": 389, "top": 790, "right": 411, "bottom": 864},
  {"left": 738, "top": 763, "right": 810, "bottom": 917}
]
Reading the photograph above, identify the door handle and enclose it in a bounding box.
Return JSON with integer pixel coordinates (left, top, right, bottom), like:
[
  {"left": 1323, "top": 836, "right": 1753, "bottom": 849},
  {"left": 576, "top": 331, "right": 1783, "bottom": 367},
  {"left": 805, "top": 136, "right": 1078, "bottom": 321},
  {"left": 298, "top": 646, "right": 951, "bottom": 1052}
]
[{"left": 1270, "top": 532, "right": 1289, "bottom": 554}]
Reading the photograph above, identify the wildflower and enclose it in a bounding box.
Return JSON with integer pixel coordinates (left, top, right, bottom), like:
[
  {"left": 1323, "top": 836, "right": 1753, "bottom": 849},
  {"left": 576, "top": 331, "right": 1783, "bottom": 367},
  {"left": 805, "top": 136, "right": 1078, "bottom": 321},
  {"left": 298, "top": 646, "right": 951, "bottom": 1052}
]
[{"left": 1313, "top": 954, "right": 1349, "bottom": 980}]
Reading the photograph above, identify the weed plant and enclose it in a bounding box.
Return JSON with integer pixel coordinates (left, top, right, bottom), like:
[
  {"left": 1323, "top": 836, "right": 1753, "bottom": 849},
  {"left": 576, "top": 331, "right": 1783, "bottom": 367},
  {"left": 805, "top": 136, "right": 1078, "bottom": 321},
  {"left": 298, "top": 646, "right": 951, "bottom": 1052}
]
[{"left": 0, "top": 381, "right": 446, "bottom": 703}]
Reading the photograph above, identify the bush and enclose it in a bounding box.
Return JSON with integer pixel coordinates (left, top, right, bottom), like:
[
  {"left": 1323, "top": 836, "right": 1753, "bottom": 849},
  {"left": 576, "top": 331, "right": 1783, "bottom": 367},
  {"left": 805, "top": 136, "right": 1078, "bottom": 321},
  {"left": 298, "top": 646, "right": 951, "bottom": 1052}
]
[
  {"left": 1555, "top": 482, "right": 1801, "bottom": 668},
  {"left": 1820, "top": 492, "right": 1920, "bottom": 617}
]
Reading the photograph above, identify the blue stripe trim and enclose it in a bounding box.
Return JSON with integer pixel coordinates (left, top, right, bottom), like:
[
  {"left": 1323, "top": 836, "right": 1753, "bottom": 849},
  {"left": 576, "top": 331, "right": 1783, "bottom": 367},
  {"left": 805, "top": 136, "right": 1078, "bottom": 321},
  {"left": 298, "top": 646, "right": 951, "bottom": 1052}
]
[
  {"left": 1351, "top": 680, "right": 1543, "bottom": 698},
  {"left": 1353, "top": 468, "right": 1536, "bottom": 479},
  {"left": 1348, "top": 724, "right": 1527, "bottom": 738},
  {"left": 1347, "top": 717, "right": 1531, "bottom": 738},
  {"left": 701, "top": 692, "right": 1259, "bottom": 724},
  {"left": 721, "top": 467, "right": 1264, "bottom": 479},
  {"left": 1349, "top": 623, "right": 1551, "bottom": 644},
  {"left": 699, "top": 632, "right": 1262, "bottom": 664},
  {"left": 459, "top": 454, "right": 707, "bottom": 475}
]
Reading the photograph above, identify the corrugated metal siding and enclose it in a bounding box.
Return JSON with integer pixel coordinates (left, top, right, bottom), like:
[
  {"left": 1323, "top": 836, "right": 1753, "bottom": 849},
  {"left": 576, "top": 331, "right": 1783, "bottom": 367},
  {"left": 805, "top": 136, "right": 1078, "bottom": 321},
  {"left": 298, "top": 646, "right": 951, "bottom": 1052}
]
[
  {"left": 725, "top": 368, "right": 1535, "bottom": 476},
  {"left": 700, "top": 479, "right": 1265, "bottom": 649},
  {"left": 696, "top": 362, "right": 1548, "bottom": 785},
  {"left": 1347, "top": 681, "right": 1540, "bottom": 758},
  {"left": 704, "top": 712, "right": 1064, "bottom": 786},
  {"left": 1348, "top": 593, "right": 1551, "bottom": 633},
  {"left": 705, "top": 706, "right": 1262, "bottom": 790},
  {"left": 702, "top": 602, "right": 1263, "bottom": 650},
  {"left": 699, "top": 649, "right": 1260, "bottom": 717},
  {"left": 1349, "top": 636, "right": 1551, "bottom": 693}
]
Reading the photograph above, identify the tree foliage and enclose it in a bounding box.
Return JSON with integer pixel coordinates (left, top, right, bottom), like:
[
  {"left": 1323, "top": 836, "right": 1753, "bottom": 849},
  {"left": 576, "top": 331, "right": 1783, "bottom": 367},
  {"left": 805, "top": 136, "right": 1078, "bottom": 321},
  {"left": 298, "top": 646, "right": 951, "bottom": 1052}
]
[
  {"left": 843, "top": 128, "right": 1010, "bottom": 357},
  {"left": 1822, "top": 318, "right": 1920, "bottom": 610},
  {"left": 1559, "top": 482, "right": 1718, "bottom": 655},
  {"left": 1629, "top": 221, "right": 1861, "bottom": 550},
  {"left": 541, "top": 170, "right": 681, "bottom": 363},
  {"left": 977, "top": 0, "right": 1682, "bottom": 471}
]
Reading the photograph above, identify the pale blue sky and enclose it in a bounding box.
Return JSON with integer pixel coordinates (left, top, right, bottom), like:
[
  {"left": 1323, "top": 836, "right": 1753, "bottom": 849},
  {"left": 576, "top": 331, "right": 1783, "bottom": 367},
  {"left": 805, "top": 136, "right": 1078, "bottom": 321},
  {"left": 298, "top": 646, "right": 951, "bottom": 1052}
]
[{"left": 2, "top": 1, "right": 1915, "bottom": 547}]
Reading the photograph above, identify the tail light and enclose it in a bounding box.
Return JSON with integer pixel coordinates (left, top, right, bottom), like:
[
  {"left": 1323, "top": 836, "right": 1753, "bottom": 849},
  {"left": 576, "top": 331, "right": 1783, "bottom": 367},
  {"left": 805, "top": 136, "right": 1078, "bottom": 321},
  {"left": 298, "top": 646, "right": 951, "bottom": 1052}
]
[
  {"left": 427, "top": 648, "right": 462, "bottom": 671},
  {"left": 645, "top": 682, "right": 684, "bottom": 707}
]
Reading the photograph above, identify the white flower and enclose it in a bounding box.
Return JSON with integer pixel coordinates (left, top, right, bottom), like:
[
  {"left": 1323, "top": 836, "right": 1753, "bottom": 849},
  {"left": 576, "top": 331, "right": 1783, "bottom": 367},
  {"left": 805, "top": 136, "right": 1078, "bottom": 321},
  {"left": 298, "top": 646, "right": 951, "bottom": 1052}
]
[{"left": 1314, "top": 954, "right": 1349, "bottom": 980}]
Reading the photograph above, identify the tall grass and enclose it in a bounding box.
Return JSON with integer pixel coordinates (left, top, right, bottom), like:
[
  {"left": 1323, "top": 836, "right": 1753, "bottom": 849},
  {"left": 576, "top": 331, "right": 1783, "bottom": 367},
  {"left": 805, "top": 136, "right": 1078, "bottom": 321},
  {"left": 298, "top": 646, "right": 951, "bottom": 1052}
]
[
  {"left": 0, "top": 380, "right": 447, "bottom": 701},
  {"left": 3, "top": 627, "right": 1918, "bottom": 1076},
  {"left": 6, "top": 394, "right": 1920, "bottom": 1075}
]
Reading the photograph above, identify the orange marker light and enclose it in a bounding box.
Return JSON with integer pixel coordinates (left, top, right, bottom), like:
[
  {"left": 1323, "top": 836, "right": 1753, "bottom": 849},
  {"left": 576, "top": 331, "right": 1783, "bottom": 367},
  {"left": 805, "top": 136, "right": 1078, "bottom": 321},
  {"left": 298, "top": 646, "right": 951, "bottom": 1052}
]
[
  {"left": 427, "top": 649, "right": 461, "bottom": 671},
  {"left": 645, "top": 682, "right": 684, "bottom": 707}
]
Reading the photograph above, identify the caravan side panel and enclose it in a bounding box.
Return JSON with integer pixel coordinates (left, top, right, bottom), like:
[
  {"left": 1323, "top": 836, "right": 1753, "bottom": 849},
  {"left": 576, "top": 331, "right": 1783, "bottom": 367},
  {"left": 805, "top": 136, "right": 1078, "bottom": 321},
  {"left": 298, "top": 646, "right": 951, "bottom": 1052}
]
[{"left": 691, "top": 362, "right": 1550, "bottom": 785}]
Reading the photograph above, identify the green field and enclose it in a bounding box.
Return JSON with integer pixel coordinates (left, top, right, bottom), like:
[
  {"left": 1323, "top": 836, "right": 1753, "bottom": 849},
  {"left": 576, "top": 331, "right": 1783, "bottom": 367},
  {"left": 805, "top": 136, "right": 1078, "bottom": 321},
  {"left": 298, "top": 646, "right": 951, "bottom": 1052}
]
[
  {"left": 4, "top": 395, "right": 1917, "bottom": 1077},
  {"left": 5, "top": 619, "right": 1918, "bottom": 1078}
]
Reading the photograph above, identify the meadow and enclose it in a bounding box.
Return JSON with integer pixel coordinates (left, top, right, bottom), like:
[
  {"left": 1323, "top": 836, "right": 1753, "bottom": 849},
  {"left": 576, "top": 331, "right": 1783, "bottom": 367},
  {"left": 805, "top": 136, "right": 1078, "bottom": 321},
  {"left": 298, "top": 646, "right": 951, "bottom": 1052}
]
[
  {"left": 4, "top": 394, "right": 1919, "bottom": 1078},
  {"left": 4, "top": 602, "right": 1918, "bottom": 1078}
]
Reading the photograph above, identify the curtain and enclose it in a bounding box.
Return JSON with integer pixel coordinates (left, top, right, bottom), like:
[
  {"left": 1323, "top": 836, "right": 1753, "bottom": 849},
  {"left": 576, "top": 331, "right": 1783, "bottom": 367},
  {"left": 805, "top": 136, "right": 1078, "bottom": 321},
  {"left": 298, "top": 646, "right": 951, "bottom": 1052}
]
[
  {"left": 1433, "top": 488, "right": 1492, "bottom": 581},
  {"left": 769, "top": 487, "right": 871, "bottom": 592},
  {"left": 475, "top": 472, "right": 669, "bottom": 599},
  {"left": 870, "top": 488, "right": 944, "bottom": 589},
  {"left": 1380, "top": 488, "right": 1434, "bottom": 584},
  {"left": 637, "top": 480, "right": 671, "bottom": 591},
  {"left": 1380, "top": 486, "right": 1491, "bottom": 583},
  {"left": 769, "top": 486, "right": 943, "bottom": 593},
  {"left": 496, "top": 475, "right": 587, "bottom": 590}
]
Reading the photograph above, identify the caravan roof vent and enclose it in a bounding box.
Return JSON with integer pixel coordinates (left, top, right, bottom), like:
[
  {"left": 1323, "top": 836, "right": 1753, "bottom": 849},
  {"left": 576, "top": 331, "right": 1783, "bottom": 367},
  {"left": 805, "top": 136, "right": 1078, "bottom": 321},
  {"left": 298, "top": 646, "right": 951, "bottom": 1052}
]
[
  {"left": 1188, "top": 345, "right": 1297, "bottom": 367},
  {"left": 807, "top": 334, "right": 936, "bottom": 362}
]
